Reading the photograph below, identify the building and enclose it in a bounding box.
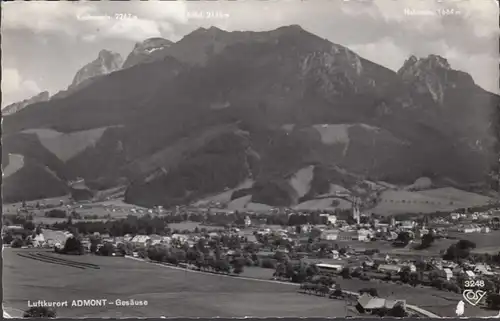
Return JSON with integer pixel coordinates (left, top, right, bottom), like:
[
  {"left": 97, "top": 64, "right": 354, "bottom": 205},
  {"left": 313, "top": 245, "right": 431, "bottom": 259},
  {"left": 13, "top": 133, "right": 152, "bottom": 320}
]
[
  {"left": 338, "top": 231, "right": 359, "bottom": 241},
  {"left": 171, "top": 234, "right": 189, "bottom": 243},
  {"left": 356, "top": 294, "right": 405, "bottom": 314},
  {"left": 131, "top": 235, "right": 150, "bottom": 247},
  {"left": 399, "top": 221, "right": 414, "bottom": 231},
  {"left": 465, "top": 270, "right": 476, "bottom": 279},
  {"left": 150, "top": 235, "right": 163, "bottom": 245},
  {"left": 474, "top": 264, "right": 494, "bottom": 276},
  {"left": 316, "top": 263, "right": 344, "bottom": 274},
  {"left": 352, "top": 201, "right": 361, "bottom": 225},
  {"left": 438, "top": 268, "right": 453, "bottom": 281},
  {"left": 357, "top": 229, "right": 372, "bottom": 242},
  {"left": 32, "top": 233, "right": 45, "bottom": 247},
  {"left": 244, "top": 216, "right": 251, "bottom": 227},
  {"left": 320, "top": 213, "right": 337, "bottom": 225},
  {"left": 320, "top": 230, "right": 339, "bottom": 241},
  {"left": 378, "top": 264, "right": 402, "bottom": 274},
  {"left": 3, "top": 225, "right": 24, "bottom": 233}
]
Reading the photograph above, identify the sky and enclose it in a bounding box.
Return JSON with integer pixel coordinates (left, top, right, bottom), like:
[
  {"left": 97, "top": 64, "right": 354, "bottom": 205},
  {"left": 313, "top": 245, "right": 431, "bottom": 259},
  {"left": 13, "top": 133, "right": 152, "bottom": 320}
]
[{"left": 1, "top": 0, "right": 499, "bottom": 107}]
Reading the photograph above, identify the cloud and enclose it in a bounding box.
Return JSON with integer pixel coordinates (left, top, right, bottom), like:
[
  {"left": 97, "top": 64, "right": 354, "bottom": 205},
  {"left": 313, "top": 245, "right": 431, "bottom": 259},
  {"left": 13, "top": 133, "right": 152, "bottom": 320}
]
[
  {"left": 349, "top": 37, "right": 410, "bottom": 72},
  {"left": 1, "top": 1, "right": 189, "bottom": 42},
  {"left": 1, "top": 68, "right": 42, "bottom": 107}
]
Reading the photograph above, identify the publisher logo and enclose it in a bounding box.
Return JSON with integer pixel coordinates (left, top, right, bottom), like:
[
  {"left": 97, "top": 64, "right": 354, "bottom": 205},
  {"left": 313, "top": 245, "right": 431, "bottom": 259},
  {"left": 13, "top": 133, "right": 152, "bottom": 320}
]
[{"left": 462, "top": 289, "right": 487, "bottom": 306}]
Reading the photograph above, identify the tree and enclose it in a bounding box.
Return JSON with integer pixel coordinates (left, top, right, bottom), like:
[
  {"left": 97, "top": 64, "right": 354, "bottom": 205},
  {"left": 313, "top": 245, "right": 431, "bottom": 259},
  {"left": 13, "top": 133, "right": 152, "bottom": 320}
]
[
  {"left": 388, "top": 303, "right": 407, "bottom": 317},
  {"left": 341, "top": 267, "right": 351, "bottom": 279},
  {"left": 3, "top": 233, "right": 14, "bottom": 245},
  {"left": 393, "top": 232, "right": 411, "bottom": 247},
  {"left": 398, "top": 266, "right": 412, "bottom": 283},
  {"left": 23, "top": 220, "right": 35, "bottom": 231},
  {"left": 23, "top": 307, "right": 56, "bottom": 318},
  {"left": 232, "top": 258, "right": 245, "bottom": 275},
  {"left": 359, "top": 288, "right": 379, "bottom": 297},
  {"left": 216, "top": 259, "right": 231, "bottom": 274},
  {"left": 98, "top": 243, "right": 115, "bottom": 256},
  {"left": 487, "top": 293, "right": 500, "bottom": 310},
  {"left": 62, "top": 237, "right": 84, "bottom": 255},
  {"left": 11, "top": 238, "right": 23, "bottom": 248},
  {"left": 443, "top": 240, "right": 476, "bottom": 262},
  {"left": 418, "top": 233, "right": 435, "bottom": 250}
]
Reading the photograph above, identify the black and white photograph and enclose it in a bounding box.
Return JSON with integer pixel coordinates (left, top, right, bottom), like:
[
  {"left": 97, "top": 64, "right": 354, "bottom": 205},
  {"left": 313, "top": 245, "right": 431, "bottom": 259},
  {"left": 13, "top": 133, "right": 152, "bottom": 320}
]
[{"left": 2, "top": 0, "right": 500, "bottom": 318}]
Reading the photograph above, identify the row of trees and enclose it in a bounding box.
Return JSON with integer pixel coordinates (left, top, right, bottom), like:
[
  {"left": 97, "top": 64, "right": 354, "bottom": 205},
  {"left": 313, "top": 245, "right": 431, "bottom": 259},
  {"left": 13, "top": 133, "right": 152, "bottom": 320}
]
[{"left": 143, "top": 243, "right": 247, "bottom": 275}]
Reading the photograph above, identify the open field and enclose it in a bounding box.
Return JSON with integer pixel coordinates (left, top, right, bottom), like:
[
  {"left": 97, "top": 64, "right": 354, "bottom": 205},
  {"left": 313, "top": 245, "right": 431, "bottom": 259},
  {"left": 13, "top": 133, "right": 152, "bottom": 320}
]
[
  {"left": 3, "top": 249, "right": 348, "bottom": 318},
  {"left": 371, "top": 187, "right": 492, "bottom": 215},
  {"left": 447, "top": 231, "right": 500, "bottom": 254},
  {"left": 294, "top": 198, "right": 351, "bottom": 210},
  {"left": 169, "top": 222, "right": 226, "bottom": 232},
  {"left": 238, "top": 264, "right": 497, "bottom": 318},
  {"left": 3, "top": 198, "right": 144, "bottom": 224}
]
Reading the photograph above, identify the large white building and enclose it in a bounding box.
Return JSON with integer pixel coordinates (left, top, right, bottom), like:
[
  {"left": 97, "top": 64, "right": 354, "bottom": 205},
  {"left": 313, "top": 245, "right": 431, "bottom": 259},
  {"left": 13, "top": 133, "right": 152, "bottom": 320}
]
[{"left": 320, "top": 213, "right": 337, "bottom": 225}]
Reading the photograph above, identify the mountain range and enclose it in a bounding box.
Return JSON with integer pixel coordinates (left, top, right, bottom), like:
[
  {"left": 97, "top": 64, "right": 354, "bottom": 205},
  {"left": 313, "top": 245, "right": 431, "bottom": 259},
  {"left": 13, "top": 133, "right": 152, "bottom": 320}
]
[{"left": 2, "top": 25, "right": 499, "bottom": 211}]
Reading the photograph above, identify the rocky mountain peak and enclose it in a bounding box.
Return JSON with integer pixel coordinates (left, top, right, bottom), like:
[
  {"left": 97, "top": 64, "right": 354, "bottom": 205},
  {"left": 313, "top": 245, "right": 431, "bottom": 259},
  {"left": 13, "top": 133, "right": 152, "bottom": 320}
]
[
  {"left": 398, "top": 54, "right": 451, "bottom": 77},
  {"left": 2, "top": 91, "right": 50, "bottom": 116},
  {"left": 397, "top": 54, "right": 454, "bottom": 104},
  {"left": 123, "top": 38, "right": 174, "bottom": 69},
  {"left": 70, "top": 50, "right": 123, "bottom": 89},
  {"left": 185, "top": 26, "right": 227, "bottom": 40}
]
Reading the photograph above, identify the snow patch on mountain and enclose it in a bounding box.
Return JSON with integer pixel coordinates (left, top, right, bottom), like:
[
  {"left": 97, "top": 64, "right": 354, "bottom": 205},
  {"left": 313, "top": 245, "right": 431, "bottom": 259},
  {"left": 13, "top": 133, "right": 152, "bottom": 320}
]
[{"left": 123, "top": 38, "right": 173, "bottom": 68}]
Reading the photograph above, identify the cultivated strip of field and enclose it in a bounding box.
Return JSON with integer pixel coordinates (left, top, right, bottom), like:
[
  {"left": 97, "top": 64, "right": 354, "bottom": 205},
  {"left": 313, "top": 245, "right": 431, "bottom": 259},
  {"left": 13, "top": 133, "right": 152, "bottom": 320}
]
[
  {"left": 17, "top": 253, "right": 85, "bottom": 270},
  {"left": 16, "top": 252, "right": 101, "bottom": 270},
  {"left": 34, "top": 253, "right": 100, "bottom": 269},
  {"left": 22, "top": 127, "right": 114, "bottom": 162},
  {"left": 2, "top": 154, "right": 25, "bottom": 178}
]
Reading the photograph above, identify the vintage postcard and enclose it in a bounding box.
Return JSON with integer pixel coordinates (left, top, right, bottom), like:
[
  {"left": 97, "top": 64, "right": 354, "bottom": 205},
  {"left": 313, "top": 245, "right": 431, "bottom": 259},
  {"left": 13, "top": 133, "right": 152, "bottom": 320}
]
[{"left": 2, "top": 0, "right": 499, "bottom": 318}]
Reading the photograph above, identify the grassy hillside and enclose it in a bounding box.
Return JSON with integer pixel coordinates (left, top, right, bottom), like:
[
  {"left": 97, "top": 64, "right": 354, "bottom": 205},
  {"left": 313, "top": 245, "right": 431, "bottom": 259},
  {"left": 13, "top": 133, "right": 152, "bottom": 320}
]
[{"left": 2, "top": 157, "right": 68, "bottom": 203}]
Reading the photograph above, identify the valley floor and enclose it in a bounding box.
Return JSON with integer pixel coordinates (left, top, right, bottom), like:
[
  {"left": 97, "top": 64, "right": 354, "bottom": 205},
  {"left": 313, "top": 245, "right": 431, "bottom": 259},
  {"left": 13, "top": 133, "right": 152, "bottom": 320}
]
[{"left": 3, "top": 249, "right": 348, "bottom": 318}]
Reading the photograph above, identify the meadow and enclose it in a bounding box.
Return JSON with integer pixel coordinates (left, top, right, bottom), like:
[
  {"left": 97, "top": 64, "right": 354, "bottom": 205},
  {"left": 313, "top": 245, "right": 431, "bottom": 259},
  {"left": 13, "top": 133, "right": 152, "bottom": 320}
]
[
  {"left": 3, "top": 249, "right": 348, "bottom": 318},
  {"left": 371, "top": 187, "right": 492, "bottom": 215},
  {"left": 241, "top": 262, "right": 497, "bottom": 318}
]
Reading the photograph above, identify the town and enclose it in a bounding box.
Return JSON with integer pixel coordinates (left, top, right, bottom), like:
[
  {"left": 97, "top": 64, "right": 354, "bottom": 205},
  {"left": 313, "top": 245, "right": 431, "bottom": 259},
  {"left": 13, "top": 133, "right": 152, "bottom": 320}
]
[{"left": 4, "top": 197, "right": 500, "bottom": 318}]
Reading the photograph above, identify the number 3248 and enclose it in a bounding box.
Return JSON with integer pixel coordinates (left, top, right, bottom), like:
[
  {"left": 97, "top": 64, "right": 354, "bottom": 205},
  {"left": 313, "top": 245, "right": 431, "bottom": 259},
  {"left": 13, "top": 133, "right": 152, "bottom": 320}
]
[{"left": 465, "top": 280, "right": 484, "bottom": 288}]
